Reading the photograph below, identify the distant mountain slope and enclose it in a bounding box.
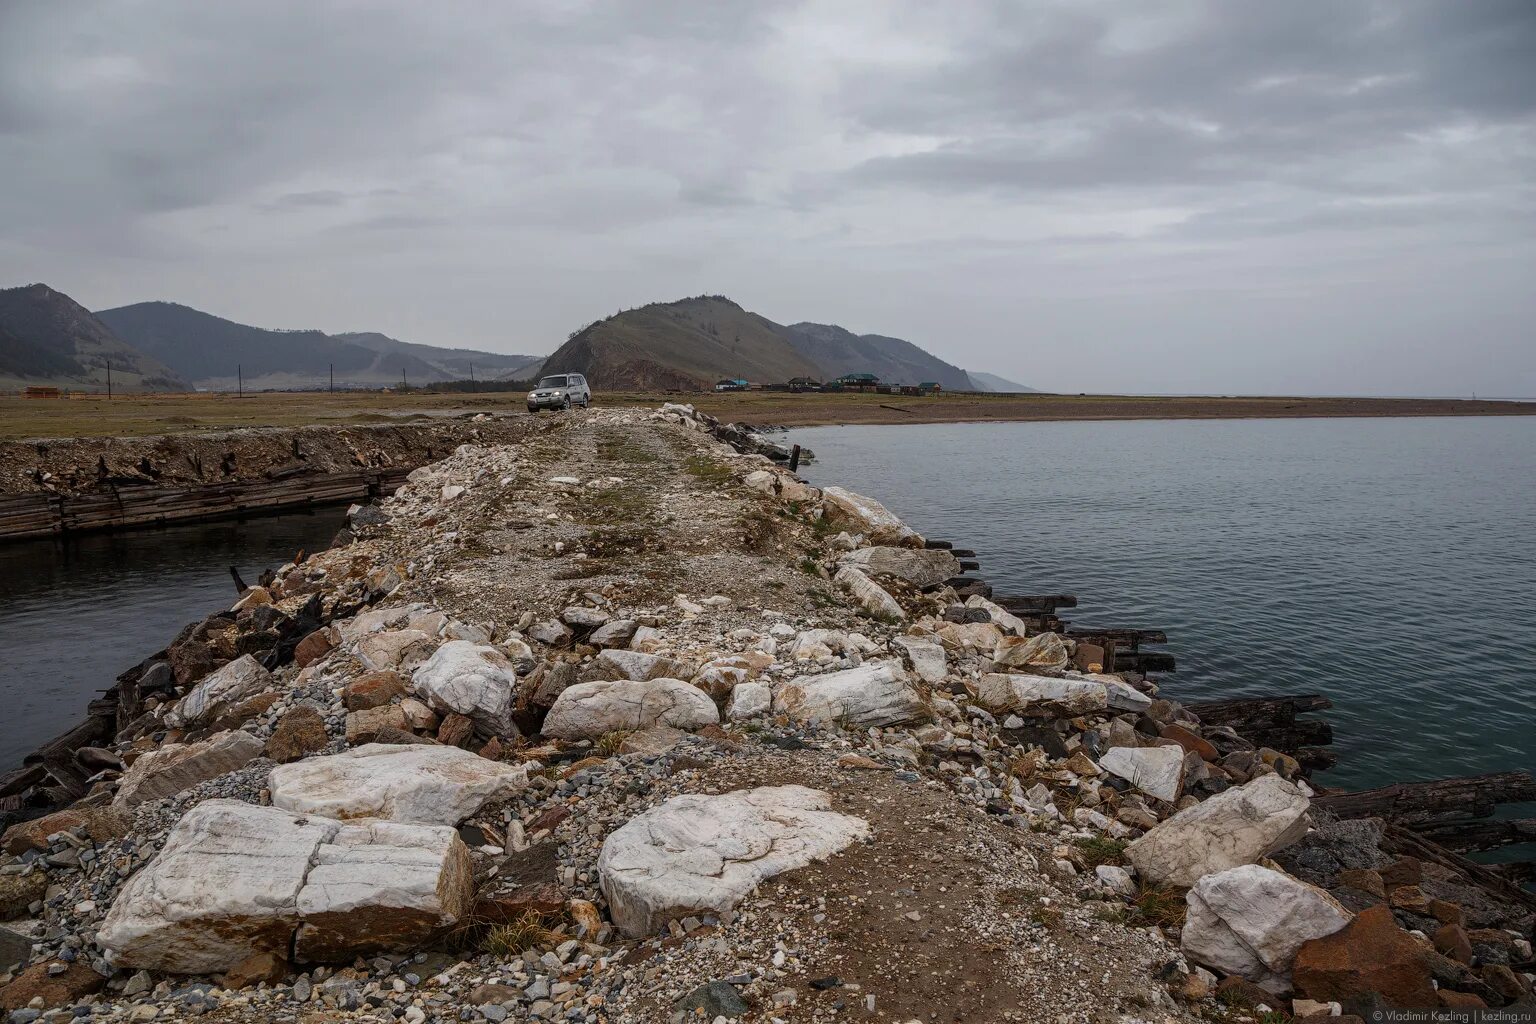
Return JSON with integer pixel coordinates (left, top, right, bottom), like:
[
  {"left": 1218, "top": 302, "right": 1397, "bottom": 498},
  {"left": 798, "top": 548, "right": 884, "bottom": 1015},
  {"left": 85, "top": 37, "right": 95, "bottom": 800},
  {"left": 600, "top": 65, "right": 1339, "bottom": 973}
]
[
  {"left": 97, "top": 302, "right": 544, "bottom": 391},
  {"left": 333, "top": 332, "right": 543, "bottom": 382},
  {"left": 968, "top": 370, "right": 1038, "bottom": 393},
  {"left": 540, "top": 296, "right": 824, "bottom": 390},
  {"left": 0, "top": 284, "right": 187, "bottom": 392},
  {"left": 786, "top": 322, "right": 975, "bottom": 390}
]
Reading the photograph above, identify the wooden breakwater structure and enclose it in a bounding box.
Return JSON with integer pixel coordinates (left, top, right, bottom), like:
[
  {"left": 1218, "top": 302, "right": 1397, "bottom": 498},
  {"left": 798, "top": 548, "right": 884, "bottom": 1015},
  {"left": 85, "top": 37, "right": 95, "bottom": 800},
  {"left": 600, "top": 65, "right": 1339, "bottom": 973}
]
[{"left": 0, "top": 466, "right": 414, "bottom": 543}]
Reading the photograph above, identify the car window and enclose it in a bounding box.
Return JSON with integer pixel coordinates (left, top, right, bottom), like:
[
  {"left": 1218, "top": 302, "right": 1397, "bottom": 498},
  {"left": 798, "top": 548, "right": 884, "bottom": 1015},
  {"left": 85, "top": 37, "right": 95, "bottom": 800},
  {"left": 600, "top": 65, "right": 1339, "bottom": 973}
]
[{"left": 538, "top": 376, "right": 569, "bottom": 388}]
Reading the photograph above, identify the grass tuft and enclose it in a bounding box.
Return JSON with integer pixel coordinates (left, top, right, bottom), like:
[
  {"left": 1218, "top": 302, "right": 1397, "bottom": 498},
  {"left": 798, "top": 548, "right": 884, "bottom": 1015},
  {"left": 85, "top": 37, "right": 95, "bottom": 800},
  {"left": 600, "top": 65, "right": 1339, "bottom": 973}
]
[
  {"left": 481, "top": 911, "right": 559, "bottom": 957},
  {"left": 1071, "top": 836, "right": 1127, "bottom": 868}
]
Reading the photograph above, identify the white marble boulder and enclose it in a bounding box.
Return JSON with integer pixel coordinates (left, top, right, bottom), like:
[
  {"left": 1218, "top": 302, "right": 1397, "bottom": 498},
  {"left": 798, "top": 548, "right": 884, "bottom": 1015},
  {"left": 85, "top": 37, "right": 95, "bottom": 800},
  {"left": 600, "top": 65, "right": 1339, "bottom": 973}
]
[
  {"left": 97, "top": 800, "right": 472, "bottom": 973},
  {"left": 1182, "top": 865, "right": 1353, "bottom": 991},
  {"left": 598, "top": 786, "right": 869, "bottom": 937},
  {"left": 1099, "top": 745, "right": 1186, "bottom": 803},
  {"left": 411, "top": 640, "right": 519, "bottom": 736},
  {"left": 541, "top": 679, "right": 719, "bottom": 740},
  {"left": 892, "top": 636, "right": 948, "bottom": 685},
  {"left": 773, "top": 662, "right": 926, "bottom": 728},
  {"left": 975, "top": 673, "right": 1108, "bottom": 716},
  {"left": 819, "top": 487, "right": 920, "bottom": 546},
  {"left": 1126, "top": 774, "right": 1312, "bottom": 888},
  {"left": 163, "top": 656, "right": 274, "bottom": 728},
  {"left": 269, "top": 744, "right": 528, "bottom": 826},
  {"left": 834, "top": 566, "right": 906, "bottom": 623},
  {"left": 992, "top": 632, "right": 1073, "bottom": 671},
  {"left": 726, "top": 681, "right": 773, "bottom": 720},
  {"left": 837, "top": 546, "right": 960, "bottom": 589}
]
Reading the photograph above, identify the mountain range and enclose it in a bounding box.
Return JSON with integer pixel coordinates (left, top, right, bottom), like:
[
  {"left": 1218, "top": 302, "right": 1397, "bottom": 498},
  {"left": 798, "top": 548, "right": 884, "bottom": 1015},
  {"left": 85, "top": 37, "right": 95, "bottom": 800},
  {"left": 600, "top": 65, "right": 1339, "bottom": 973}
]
[{"left": 0, "top": 283, "right": 1034, "bottom": 394}]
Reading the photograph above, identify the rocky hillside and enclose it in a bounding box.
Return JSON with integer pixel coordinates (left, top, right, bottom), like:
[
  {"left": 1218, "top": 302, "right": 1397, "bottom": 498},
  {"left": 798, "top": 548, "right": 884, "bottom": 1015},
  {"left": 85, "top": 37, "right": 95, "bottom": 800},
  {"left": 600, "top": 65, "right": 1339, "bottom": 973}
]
[
  {"left": 785, "top": 322, "right": 975, "bottom": 391},
  {"left": 968, "top": 370, "right": 1037, "bottom": 393},
  {"left": 0, "top": 407, "right": 1528, "bottom": 1021},
  {"left": 0, "top": 285, "right": 187, "bottom": 392},
  {"left": 96, "top": 302, "right": 542, "bottom": 391},
  {"left": 540, "top": 296, "right": 824, "bottom": 391},
  {"left": 541, "top": 295, "right": 1028, "bottom": 392}
]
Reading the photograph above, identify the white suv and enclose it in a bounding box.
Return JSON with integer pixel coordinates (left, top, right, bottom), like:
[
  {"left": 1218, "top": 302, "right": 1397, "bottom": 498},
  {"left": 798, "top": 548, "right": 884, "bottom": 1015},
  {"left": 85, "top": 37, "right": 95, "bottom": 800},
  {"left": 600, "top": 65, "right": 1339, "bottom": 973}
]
[{"left": 527, "top": 373, "right": 591, "bottom": 412}]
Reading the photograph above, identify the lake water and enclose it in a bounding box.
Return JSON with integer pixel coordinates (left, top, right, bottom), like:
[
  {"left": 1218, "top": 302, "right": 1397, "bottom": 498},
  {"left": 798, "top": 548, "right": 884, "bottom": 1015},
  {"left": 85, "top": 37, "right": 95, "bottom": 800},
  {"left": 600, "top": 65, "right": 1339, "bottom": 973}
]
[
  {"left": 787, "top": 416, "right": 1536, "bottom": 795},
  {"left": 0, "top": 510, "right": 347, "bottom": 771}
]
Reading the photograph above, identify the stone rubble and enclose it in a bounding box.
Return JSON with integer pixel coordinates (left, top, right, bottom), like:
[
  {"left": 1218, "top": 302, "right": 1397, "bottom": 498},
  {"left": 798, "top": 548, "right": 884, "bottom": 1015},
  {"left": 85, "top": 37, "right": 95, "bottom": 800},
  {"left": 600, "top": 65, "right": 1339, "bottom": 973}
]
[{"left": 0, "top": 403, "right": 1528, "bottom": 1023}]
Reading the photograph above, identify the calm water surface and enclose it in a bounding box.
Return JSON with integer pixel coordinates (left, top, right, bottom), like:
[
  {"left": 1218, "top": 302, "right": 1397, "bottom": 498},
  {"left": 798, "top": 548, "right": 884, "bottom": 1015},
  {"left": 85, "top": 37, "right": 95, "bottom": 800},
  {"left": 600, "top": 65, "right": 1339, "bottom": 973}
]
[
  {"left": 0, "top": 511, "right": 346, "bottom": 770},
  {"left": 789, "top": 416, "right": 1536, "bottom": 793}
]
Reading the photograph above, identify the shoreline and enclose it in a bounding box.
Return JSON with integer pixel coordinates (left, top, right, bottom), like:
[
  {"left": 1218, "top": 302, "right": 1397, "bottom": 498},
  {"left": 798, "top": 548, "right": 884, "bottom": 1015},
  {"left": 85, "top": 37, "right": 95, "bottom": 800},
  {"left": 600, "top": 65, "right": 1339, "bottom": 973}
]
[{"left": 0, "top": 403, "right": 1531, "bottom": 1018}]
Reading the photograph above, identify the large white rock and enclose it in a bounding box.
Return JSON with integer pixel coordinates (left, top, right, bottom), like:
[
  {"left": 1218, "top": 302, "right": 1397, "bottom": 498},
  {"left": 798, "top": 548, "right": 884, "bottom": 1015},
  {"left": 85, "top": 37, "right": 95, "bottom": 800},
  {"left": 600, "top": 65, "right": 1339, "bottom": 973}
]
[
  {"left": 97, "top": 800, "right": 473, "bottom": 973},
  {"left": 411, "top": 641, "right": 518, "bottom": 736},
  {"left": 819, "top": 487, "right": 919, "bottom": 546},
  {"left": 293, "top": 818, "right": 474, "bottom": 963},
  {"left": 337, "top": 603, "right": 437, "bottom": 642},
  {"left": 163, "top": 656, "right": 274, "bottom": 728},
  {"left": 598, "top": 786, "right": 868, "bottom": 937},
  {"left": 893, "top": 636, "right": 948, "bottom": 685},
  {"left": 542, "top": 679, "right": 719, "bottom": 739},
  {"left": 1095, "top": 675, "right": 1154, "bottom": 712},
  {"left": 726, "top": 681, "right": 773, "bottom": 720},
  {"left": 269, "top": 744, "right": 528, "bottom": 826},
  {"left": 1126, "top": 774, "right": 1311, "bottom": 888},
  {"left": 992, "top": 632, "right": 1072, "bottom": 671},
  {"left": 975, "top": 673, "right": 1108, "bottom": 716},
  {"left": 963, "top": 595, "right": 1029, "bottom": 636},
  {"left": 588, "top": 649, "right": 693, "bottom": 682},
  {"left": 838, "top": 547, "right": 960, "bottom": 589},
  {"left": 834, "top": 566, "right": 905, "bottom": 623},
  {"left": 113, "top": 731, "right": 265, "bottom": 811},
  {"left": 1182, "top": 865, "right": 1352, "bottom": 991},
  {"left": 773, "top": 662, "right": 926, "bottom": 728},
  {"left": 355, "top": 629, "right": 435, "bottom": 672},
  {"left": 1099, "top": 745, "right": 1185, "bottom": 803}
]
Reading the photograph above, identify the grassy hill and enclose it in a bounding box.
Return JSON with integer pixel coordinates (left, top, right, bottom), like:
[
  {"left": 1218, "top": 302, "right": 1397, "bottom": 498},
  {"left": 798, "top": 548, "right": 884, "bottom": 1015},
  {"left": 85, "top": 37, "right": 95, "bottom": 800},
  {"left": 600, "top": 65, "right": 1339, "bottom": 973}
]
[
  {"left": 97, "top": 302, "right": 544, "bottom": 391},
  {"left": 541, "top": 296, "right": 824, "bottom": 390},
  {"left": 0, "top": 284, "right": 187, "bottom": 392},
  {"left": 786, "top": 322, "right": 975, "bottom": 389}
]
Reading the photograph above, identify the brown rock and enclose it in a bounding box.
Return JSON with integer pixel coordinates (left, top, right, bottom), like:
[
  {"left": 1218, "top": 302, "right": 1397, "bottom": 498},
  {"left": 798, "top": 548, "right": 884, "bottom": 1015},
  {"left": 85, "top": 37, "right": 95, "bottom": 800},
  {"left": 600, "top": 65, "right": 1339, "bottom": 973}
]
[
  {"left": 346, "top": 704, "right": 408, "bottom": 744},
  {"left": 0, "top": 960, "right": 107, "bottom": 1010},
  {"left": 371, "top": 727, "right": 439, "bottom": 746},
  {"left": 208, "top": 691, "right": 280, "bottom": 732},
  {"left": 474, "top": 883, "right": 565, "bottom": 921},
  {"left": 1388, "top": 884, "right": 1429, "bottom": 913},
  {"left": 1427, "top": 899, "right": 1464, "bottom": 926},
  {"left": 167, "top": 640, "right": 224, "bottom": 687},
  {"left": 1293, "top": 905, "right": 1436, "bottom": 1008},
  {"left": 2, "top": 805, "right": 128, "bottom": 856},
  {"left": 527, "top": 805, "right": 570, "bottom": 833},
  {"left": 1378, "top": 856, "right": 1422, "bottom": 890},
  {"left": 568, "top": 898, "right": 602, "bottom": 938},
  {"left": 293, "top": 629, "right": 335, "bottom": 669},
  {"left": 0, "top": 873, "right": 46, "bottom": 920},
  {"left": 1159, "top": 723, "right": 1218, "bottom": 762},
  {"left": 343, "top": 671, "right": 407, "bottom": 712},
  {"left": 469, "top": 983, "right": 522, "bottom": 1005},
  {"left": 1175, "top": 970, "right": 1210, "bottom": 1001},
  {"left": 437, "top": 713, "right": 475, "bottom": 749},
  {"left": 1433, "top": 923, "right": 1473, "bottom": 965},
  {"left": 221, "top": 950, "right": 289, "bottom": 988},
  {"left": 1437, "top": 990, "right": 1487, "bottom": 1010},
  {"left": 1336, "top": 868, "right": 1386, "bottom": 899},
  {"left": 478, "top": 737, "right": 505, "bottom": 761},
  {"left": 265, "top": 706, "right": 328, "bottom": 763},
  {"left": 1480, "top": 964, "right": 1530, "bottom": 1001}
]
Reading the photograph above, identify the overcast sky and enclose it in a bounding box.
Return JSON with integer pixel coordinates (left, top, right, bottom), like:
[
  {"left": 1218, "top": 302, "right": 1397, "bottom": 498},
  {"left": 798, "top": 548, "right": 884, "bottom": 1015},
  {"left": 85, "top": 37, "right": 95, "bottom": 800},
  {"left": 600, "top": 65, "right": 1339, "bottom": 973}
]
[{"left": 1, "top": 1, "right": 1532, "bottom": 395}]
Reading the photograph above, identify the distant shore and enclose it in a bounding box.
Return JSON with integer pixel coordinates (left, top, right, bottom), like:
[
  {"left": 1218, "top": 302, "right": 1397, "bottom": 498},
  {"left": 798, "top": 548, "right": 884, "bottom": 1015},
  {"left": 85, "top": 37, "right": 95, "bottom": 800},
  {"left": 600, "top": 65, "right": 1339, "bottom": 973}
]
[{"left": 2, "top": 388, "right": 1533, "bottom": 443}]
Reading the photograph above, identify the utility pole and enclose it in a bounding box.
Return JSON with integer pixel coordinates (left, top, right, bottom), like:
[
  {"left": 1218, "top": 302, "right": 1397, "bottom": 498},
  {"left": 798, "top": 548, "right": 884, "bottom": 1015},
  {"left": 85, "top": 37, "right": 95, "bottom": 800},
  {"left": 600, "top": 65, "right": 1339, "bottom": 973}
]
[
  {"left": 401, "top": 369, "right": 407, "bottom": 391},
  {"left": 469, "top": 363, "right": 475, "bottom": 387},
  {"left": 238, "top": 364, "right": 243, "bottom": 399},
  {"left": 106, "top": 359, "right": 112, "bottom": 400},
  {"left": 329, "top": 364, "right": 334, "bottom": 393}
]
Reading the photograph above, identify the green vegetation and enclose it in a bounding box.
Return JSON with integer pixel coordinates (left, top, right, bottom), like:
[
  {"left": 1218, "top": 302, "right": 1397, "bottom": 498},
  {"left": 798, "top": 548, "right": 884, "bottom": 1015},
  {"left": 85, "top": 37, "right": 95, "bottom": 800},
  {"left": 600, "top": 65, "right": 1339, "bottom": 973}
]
[
  {"left": 480, "top": 910, "right": 559, "bottom": 957},
  {"left": 1072, "top": 836, "right": 1127, "bottom": 868}
]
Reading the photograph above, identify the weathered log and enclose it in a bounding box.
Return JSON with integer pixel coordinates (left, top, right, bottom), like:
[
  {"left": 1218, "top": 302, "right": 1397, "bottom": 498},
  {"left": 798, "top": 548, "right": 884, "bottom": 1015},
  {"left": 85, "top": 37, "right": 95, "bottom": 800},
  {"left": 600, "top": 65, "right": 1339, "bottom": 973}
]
[
  {"left": 1315, "top": 771, "right": 1536, "bottom": 828},
  {"left": 1416, "top": 817, "right": 1536, "bottom": 853},
  {"left": 923, "top": 540, "right": 953, "bottom": 550},
  {"left": 1111, "top": 650, "right": 1176, "bottom": 673},
  {"left": 995, "top": 594, "right": 1078, "bottom": 611},
  {"left": 1379, "top": 822, "right": 1536, "bottom": 913},
  {"left": 229, "top": 565, "right": 249, "bottom": 593},
  {"left": 1186, "top": 694, "right": 1333, "bottom": 726}
]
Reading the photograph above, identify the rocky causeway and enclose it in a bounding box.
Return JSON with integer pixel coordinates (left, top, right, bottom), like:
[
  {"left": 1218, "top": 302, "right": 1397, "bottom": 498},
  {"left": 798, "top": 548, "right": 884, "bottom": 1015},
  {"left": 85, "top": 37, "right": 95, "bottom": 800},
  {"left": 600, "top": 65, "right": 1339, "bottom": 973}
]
[{"left": 0, "top": 404, "right": 1530, "bottom": 1023}]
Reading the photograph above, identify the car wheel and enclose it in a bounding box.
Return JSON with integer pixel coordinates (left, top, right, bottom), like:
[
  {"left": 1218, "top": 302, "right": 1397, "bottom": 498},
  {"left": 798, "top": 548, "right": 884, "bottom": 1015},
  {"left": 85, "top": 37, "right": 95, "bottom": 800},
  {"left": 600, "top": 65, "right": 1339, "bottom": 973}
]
[
  {"left": 527, "top": 405, "right": 538, "bottom": 414},
  {"left": 561, "top": 397, "right": 571, "bottom": 411}
]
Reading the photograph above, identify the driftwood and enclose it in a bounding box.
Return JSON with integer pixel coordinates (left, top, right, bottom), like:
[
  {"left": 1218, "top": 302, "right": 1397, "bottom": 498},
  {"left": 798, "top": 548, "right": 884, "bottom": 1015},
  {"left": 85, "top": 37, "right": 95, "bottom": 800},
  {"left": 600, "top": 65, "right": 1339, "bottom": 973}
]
[
  {"left": 1418, "top": 817, "right": 1536, "bottom": 853},
  {"left": 996, "top": 594, "right": 1078, "bottom": 612},
  {"left": 1379, "top": 822, "right": 1536, "bottom": 914},
  {"left": 1185, "top": 694, "right": 1333, "bottom": 752},
  {"left": 1315, "top": 771, "right": 1536, "bottom": 828}
]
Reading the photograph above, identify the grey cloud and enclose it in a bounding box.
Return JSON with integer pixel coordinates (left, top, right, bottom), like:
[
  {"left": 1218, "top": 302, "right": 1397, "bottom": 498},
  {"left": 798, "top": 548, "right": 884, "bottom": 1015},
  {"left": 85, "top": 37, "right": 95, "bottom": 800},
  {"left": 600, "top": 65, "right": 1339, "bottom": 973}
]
[{"left": 0, "top": 0, "right": 1530, "bottom": 396}]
